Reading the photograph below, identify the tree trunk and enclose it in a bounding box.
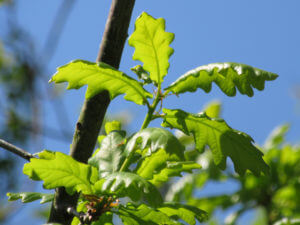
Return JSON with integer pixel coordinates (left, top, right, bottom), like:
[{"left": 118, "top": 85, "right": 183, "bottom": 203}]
[{"left": 48, "top": 0, "right": 136, "bottom": 224}]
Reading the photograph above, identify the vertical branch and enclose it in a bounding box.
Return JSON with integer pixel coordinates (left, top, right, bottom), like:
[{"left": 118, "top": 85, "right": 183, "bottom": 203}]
[{"left": 48, "top": 0, "right": 136, "bottom": 224}]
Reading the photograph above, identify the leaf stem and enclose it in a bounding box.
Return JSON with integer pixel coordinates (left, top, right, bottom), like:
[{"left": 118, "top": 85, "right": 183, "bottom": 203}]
[
  {"left": 141, "top": 87, "right": 162, "bottom": 129},
  {"left": 0, "top": 139, "right": 35, "bottom": 161},
  {"left": 120, "top": 86, "right": 162, "bottom": 172}
]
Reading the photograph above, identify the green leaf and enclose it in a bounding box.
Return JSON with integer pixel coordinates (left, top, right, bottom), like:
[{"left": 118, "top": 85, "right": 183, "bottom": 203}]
[
  {"left": 165, "top": 62, "right": 278, "bottom": 97},
  {"left": 94, "top": 172, "right": 163, "bottom": 207},
  {"left": 128, "top": 12, "right": 174, "bottom": 85},
  {"left": 135, "top": 146, "right": 200, "bottom": 185},
  {"left": 49, "top": 60, "right": 152, "bottom": 105},
  {"left": 158, "top": 202, "right": 208, "bottom": 225},
  {"left": 125, "top": 127, "right": 184, "bottom": 157},
  {"left": 117, "top": 203, "right": 181, "bottom": 225},
  {"left": 162, "top": 108, "right": 269, "bottom": 176},
  {"left": 203, "top": 100, "right": 222, "bottom": 118},
  {"left": 88, "top": 131, "right": 126, "bottom": 178},
  {"left": 93, "top": 212, "right": 113, "bottom": 225},
  {"left": 105, "top": 120, "right": 122, "bottom": 134},
  {"left": 23, "top": 151, "right": 98, "bottom": 194},
  {"left": 149, "top": 161, "right": 201, "bottom": 185},
  {"left": 6, "top": 192, "right": 54, "bottom": 204}
]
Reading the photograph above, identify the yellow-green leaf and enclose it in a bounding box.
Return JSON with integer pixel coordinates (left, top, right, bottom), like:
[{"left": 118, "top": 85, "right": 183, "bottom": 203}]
[
  {"left": 128, "top": 12, "right": 174, "bottom": 85},
  {"left": 50, "top": 60, "right": 152, "bottom": 105}
]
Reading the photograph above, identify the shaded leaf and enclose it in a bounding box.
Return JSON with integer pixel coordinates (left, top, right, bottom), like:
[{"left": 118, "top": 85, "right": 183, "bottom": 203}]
[
  {"left": 131, "top": 65, "right": 152, "bottom": 84},
  {"left": 50, "top": 60, "right": 152, "bottom": 105},
  {"left": 88, "top": 131, "right": 126, "bottom": 178},
  {"left": 94, "top": 172, "right": 162, "bottom": 207},
  {"left": 6, "top": 192, "right": 54, "bottom": 204},
  {"left": 23, "top": 151, "right": 98, "bottom": 194},
  {"left": 158, "top": 202, "right": 208, "bottom": 225},
  {"left": 162, "top": 108, "right": 269, "bottom": 175},
  {"left": 165, "top": 62, "right": 278, "bottom": 97},
  {"left": 117, "top": 203, "right": 181, "bottom": 225},
  {"left": 128, "top": 12, "right": 174, "bottom": 85}
]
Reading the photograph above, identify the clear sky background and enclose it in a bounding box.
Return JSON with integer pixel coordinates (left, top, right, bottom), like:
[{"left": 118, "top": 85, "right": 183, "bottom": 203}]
[{"left": 1, "top": 0, "right": 300, "bottom": 224}]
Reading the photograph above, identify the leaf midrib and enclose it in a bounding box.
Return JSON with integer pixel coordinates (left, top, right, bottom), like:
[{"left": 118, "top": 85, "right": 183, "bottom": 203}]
[{"left": 74, "top": 64, "right": 150, "bottom": 100}]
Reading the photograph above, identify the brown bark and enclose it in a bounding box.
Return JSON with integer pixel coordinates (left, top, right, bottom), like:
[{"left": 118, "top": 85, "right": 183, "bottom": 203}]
[{"left": 48, "top": 0, "right": 136, "bottom": 224}]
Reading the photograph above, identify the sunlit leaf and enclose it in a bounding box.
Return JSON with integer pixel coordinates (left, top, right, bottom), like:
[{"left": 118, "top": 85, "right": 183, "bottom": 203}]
[
  {"left": 162, "top": 108, "right": 269, "bottom": 175},
  {"left": 50, "top": 60, "right": 152, "bottom": 105},
  {"left": 105, "top": 120, "right": 122, "bottom": 134},
  {"left": 94, "top": 172, "right": 162, "bottom": 207},
  {"left": 6, "top": 192, "right": 54, "bottom": 204},
  {"left": 23, "top": 151, "right": 98, "bottom": 194},
  {"left": 165, "top": 63, "right": 278, "bottom": 97},
  {"left": 135, "top": 146, "right": 200, "bottom": 185},
  {"left": 203, "top": 100, "right": 222, "bottom": 118},
  {"left": 125, "top": 127, "right": 184, "bottom": 157},
  {"left": 128, "top": 12, "right": 174, "bottom": 85},
  {"left": 88, "top": 131, "right": 126, "bottom": 178}
]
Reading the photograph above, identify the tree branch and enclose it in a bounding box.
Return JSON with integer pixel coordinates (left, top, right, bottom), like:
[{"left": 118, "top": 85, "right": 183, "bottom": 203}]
[
  {"left": 0, "top": 139, "right": 34, "bottom": 161},
  {"left": 48, "top": 1, "right": 136, "bottom": 224}
]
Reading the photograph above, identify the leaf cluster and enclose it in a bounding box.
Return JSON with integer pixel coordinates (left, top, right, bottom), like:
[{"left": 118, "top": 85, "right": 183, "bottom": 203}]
[{"left": 8, "top": 12, "right": 279, "bottom": 225}]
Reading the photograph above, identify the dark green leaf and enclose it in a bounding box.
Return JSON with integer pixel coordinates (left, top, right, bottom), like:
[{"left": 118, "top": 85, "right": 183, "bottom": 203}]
[
  {"left": 50, "top": 60, "right": 152, "bottom": 105},
  {"left": 165, "top": 62, "right": 278, "bottom": 97},
  {"left": 7, "top": 192, "right": 54, "bottom": 204},
  {"left": 162, "top": 108, "right": 269, "bottom": 175}
]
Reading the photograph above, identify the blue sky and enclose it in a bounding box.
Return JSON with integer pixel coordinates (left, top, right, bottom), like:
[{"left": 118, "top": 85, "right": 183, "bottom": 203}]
[{"left": 1, "top": 0, "right": 300, "bottom": 224}]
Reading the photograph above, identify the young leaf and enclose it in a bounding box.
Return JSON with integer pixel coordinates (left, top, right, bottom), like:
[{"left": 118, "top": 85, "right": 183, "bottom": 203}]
[
  {"left": 203, "top": 100, "right": 222, "bottom": 118},
  {"left": 165, "top": 62, "right": 278, "bottom": 97},
  {"left": 158, "top": 202, "right": 208, "bottom": 225},
  {"left": 128, "top": 12, "right": 174, "bottom": 86},
  {"left": 23, "top": 151, "right": 98, "bottom": 195},
  {"left": 117, "top": 203, "right": 181, "bottom": 225},
  {"left": 94, "top": 172, "right": 163, "bottom": 207},
  {"left": 162, "top": 108, "right": 269, "bottom": 176},
  {"left": 88, "top": 131, "right": 126, "bottom": 178},
  {"left": 135, "top": 147, "right": 200, "bottom": 185},
  {"left": 125, "top": 127, "right": 184, "bottom": 157},
  {"left": 49, "top": 60, "right": 152, "bottom": 105},
  {"left": 7, "top": 192, "right": 54, "bottom": 204},
  {"left": 105, "top": 120, "right": 122, "bottom": 134}
]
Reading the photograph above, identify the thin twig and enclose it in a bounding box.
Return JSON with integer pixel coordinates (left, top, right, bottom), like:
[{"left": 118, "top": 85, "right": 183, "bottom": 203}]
[{"left": 0, "top": 139, "right": 34, "bottom": 161}]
